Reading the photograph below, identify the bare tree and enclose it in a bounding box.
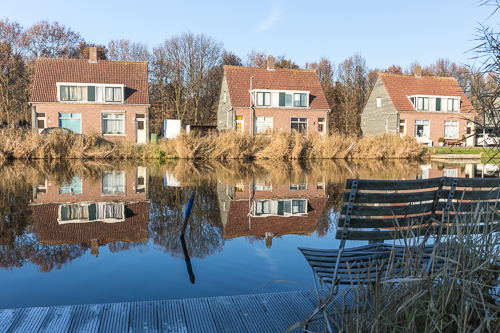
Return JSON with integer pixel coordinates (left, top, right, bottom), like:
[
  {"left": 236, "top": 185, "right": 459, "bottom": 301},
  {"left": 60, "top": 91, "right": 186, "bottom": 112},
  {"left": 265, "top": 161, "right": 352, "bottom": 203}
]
[
  {"left": 107, "top": 39, "right": 150, "bottom": 62},
  {"left": 246, "top": 49, "right": 267, "bottom": 68},
  {"left": 21, "top": 21, "right": 83, "bottom": 60},
  {"left": 336, "top": 54, "right": 369, "bottom": 133},
  {"left": 151, "top": 32, "right": 223, "bottom": 125}
]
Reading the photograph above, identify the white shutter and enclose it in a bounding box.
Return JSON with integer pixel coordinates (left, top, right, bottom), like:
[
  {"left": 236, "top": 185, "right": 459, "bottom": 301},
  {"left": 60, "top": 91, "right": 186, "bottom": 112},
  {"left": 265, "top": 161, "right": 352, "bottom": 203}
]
[
  {"left": 429, "top": 98, "right": 435, "bottom": 111},
  {"left": 441, "top": 98, "right": 447, "bottom": 112}
]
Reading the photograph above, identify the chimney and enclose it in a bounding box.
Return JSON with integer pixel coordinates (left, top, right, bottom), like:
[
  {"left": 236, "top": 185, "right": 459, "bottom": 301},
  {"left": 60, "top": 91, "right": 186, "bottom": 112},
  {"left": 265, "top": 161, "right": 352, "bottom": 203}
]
[
  {"left": 267, "top": 56, "right": 275, "bottom": 71},
  {"left": 90, "top": 239, "right": 99, "bottom": 257},
  {"left": 414, "top": 65, "right": 421, "bottom": 78},
  {"left": 89, "top": 47, "right": 98, "bottom": 63},
  {"left": 265, "top": 232, "right": 274, "bottom": 249}
]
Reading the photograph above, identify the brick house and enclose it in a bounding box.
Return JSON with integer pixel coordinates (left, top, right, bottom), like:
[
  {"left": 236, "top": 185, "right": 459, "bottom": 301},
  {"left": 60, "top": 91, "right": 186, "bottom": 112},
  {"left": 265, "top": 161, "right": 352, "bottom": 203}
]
[
  {"left": 30, "top": 47, "right": 150, "bottom": 143},
  {"left": 361, "top": 66, "right": 477, "bottom": 146},
  {"left": 217, "top": 56, "right": 330, "bottom": 134},
  {"left": 30, "top": 166, "right": 149, "bottom": 257},
  {"left": 217, "top": 175, "right": 328, "bottom": 248}
]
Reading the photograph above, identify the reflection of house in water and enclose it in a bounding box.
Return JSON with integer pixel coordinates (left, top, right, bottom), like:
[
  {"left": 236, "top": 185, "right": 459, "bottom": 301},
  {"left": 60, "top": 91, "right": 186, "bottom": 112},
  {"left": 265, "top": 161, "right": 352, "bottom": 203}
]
[
  {"left": 217, "top": 175, "right": 328, "bottom": 248},
  {"left": 417, "top": 163, "right": 500, "bottom": 180},
  {"left": 30, "top": 167, "right": 150, "bottom": 257}
]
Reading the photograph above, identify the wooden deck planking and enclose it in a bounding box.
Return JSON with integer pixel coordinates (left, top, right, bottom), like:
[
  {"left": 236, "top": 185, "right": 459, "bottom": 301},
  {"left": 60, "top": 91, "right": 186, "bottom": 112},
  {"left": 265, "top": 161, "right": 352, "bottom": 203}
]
[
  {"left": 39, "top": 306, "right": 73, "bottom": 333},
  {"left": 182, "top": 298, "right": 218, "bottom": 333},
  {"left": 129, "top": 301, "right": 158, "bottom": 333},
  {"left": 158, "top": 299, "right": 187, "bottom": 333},
  {"left": 208, "top": 296, "right": 249, "bottom": 333},
  {"left": 98, "top": 303, "right": 130, "bottom": 333},
  {"left": 1, "top": 291, "right": 332, "bottom": 333},
  {"left": 8, "top": 307, "right": 49, "bottom": 333},
  {"left": 0, "top": 308, "right": 22, "bottom": 333},
  {"left": 230, "top": 294, "right": 279, "bottom": 333}
]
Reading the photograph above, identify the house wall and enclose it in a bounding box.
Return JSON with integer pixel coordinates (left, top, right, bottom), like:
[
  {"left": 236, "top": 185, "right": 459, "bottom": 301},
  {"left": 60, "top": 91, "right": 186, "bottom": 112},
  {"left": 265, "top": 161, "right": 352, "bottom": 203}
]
[
  {"left": 32, "top": 168, "right": 147, "bottom": 204},
  {"left": 361, "top": 76, "right": 399, "bottom": 135},
  {"left": 234, "top": 107, "right": 329, "bottom": 134},
  {"left": 217, "top": 76, "right": 233, "bottom": 131},
  {"left": 400, "top": 112, "right": 476, "bottom": 145},
  {"left": 32, "top": 103, "right": 149, "bottom": 143}
]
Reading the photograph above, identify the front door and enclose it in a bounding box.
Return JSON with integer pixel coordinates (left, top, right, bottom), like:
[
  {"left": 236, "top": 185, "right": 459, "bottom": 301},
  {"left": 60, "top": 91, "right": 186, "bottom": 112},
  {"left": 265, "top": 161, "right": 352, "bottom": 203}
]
[{"left": 136, "top": 114, "right": 146, "bottom": 143}]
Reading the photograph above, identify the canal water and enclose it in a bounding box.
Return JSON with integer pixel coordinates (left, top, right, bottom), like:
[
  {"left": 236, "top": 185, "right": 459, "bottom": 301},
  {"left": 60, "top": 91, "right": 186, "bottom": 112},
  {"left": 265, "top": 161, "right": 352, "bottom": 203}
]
[{"left": 0, "top": 159, "right": 493, "bottom": 309}]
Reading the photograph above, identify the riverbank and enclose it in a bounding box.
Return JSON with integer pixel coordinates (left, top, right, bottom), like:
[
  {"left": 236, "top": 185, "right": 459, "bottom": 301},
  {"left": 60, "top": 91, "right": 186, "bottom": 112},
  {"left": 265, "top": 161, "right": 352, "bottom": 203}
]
[{"left": 0, "top": 127, "right": 424, "bottom": 161}]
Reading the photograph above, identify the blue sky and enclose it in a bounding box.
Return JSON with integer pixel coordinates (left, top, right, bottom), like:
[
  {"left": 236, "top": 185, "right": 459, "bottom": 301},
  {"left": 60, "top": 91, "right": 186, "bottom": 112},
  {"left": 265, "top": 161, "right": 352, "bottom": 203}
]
[{"left": 0, "top": 0, "right": 496, "bottom": 69}]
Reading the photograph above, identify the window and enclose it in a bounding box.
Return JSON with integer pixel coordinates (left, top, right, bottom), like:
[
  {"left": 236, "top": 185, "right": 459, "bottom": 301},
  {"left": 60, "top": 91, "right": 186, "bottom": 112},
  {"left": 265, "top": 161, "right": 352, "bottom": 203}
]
[
  {"left": 236, "top": 116, "right": 243, "bottom": 133},
  {"left": 447, "top": 99, "right": 459, "bottom": 111},
  {"left": 59, "top": 113, "right": 82, "bottom": 134},
  {"left": 318, "top": 117, "right": 326, "bottom": 133},
  {"left": 444, "top": 120, "right": 459, "bottom": 139},
  {"left": 254, "top": 116, "right": 273, "bottom": 133},
  {"left": 417, "top": 97, "right": 429, "bottom": 111},
  {"left": 284, "top": 200, "right": 307, "bottom": 214},
  {"left": 96, "top": 87, "right": 105, "bottom": 102},
  {"left": 409, "top": 97, "right": 415, "bottom": 107},
  {"left": 443, "top": 168, "right": 458, "bottom": 178},
  {"left": 415, "top": 119, "right": 430, "bottom": 138},
  {"left": 294, "top": 93, "right": 307, "bottom": 107},
  {"left": 102, "top": 113, "right": 125, "bottom": 135},
  {"left": 376, "top": 97, "right": 381, "bottom": 108},
  {"left": 60, "top": 86, "right": 78, "bottom": 101},
  {"left": 223, "top": 91, "right": 227, "bottom": 103},
  {"left": 399, "top": 119, "right": 406, "bottom": 134},
  {"left": 105, "top": 87, "right": 122, "bottom": 102},
  {"left": 436, "top": 98, "right": 441, "bottom": 111},
  {"left": 59, "top": 176, "right": 82, "bottom": 195},
  {"left": 285, "top": 93, "right": 293, "bottom": 107},
  {"left": 102, "top": 171, "right": 125, "bottom": 195},
  {"left": 256, "top": 92, "right": 271, "bottom": 106},
  {"left": 291, "top": 117, "right": 308, "bottom": 133}
]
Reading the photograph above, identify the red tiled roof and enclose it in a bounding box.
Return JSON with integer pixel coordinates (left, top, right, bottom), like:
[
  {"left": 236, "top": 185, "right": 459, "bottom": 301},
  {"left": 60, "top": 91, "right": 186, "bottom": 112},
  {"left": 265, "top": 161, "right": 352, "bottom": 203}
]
[
  {"left": 31, "top": 202, "right": 150, "bottom": 245},
  {"left": 379, "top": 73, "right": 475, "bottom": 113},
  {"left": 224, "top": 66, "right": 330, "bottom": 109},
  {"left": 31, "top": 58, "right": 149, "bottom": 104}
]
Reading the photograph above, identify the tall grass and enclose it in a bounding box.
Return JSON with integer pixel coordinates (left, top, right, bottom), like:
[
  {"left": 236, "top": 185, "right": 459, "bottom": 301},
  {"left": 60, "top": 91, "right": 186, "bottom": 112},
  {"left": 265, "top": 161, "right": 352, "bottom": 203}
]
[
  {"left": 0, "top": 127, "right": 424, "bottom": 161},
  {"left": 156, "top": 130, "right": 424, "bottom": 160},
  {"left": 297, "top": 213, "right": 500, "bottom": 333}
]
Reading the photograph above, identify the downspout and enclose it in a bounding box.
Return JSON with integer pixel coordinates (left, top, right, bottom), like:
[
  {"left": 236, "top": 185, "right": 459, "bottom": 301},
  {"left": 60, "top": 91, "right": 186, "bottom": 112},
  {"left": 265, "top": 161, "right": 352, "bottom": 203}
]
[
  {"left": 250, "top": 76, "right": 254, "bottom": 135},
  {"left": 385, "top": 112, "right": 398, "bottom": 133}
]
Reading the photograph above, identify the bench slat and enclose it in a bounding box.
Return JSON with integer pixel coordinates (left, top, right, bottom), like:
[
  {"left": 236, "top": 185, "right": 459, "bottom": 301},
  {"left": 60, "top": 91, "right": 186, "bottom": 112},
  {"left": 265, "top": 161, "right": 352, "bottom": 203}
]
[
  {"left": 345, "top": 178, "right": 443, "bottom": 190},
  {"left": 339, "top": 202, "right": 434, "bottom": 216},
  {"left": 341, "top": 190, "right": 437, "bottom": 204},
  {"left": 337, "top": 215, "right": 437, "bottom": 228}
]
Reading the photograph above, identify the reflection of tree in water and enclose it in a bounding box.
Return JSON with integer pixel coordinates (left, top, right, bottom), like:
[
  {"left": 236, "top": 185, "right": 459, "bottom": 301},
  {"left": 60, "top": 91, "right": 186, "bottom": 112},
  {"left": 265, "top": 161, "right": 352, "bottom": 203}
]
[
  {"left": 108, "top": 241, "right": 148, "bottom": 253},
  {"left": 148, "top": 175, "right": 224, "bottom": 259},
  {"left": 0, "top": 164, "right": 88, "bottom": 272}
]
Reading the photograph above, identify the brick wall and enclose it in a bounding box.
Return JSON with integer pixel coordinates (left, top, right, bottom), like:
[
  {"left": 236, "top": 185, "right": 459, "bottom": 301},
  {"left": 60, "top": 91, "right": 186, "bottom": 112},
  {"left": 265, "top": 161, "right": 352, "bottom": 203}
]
[
  {"left": 32, "top": 103, "right": 149, "bottom": 143},
  {"left": 400, "top": 111, "right": 475, "bottom": 146},
  {"left": 32, "top": 168, "right": 147, "bottom": 204},
  {"left": 234, "top": 107, "right": 329, "bottom": 134}
]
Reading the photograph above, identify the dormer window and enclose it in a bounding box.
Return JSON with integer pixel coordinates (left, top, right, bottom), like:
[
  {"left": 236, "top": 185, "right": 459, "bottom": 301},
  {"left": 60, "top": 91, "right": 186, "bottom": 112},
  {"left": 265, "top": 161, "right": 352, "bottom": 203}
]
[
  {"left": 408, "top": 95, "right": 460, "bottom": 112},
  {"left": 57, "top": 83, "right": 124, "bottom": 103},
  {"left": 253, "top": 90, "right": 309, "bottom": 108}
]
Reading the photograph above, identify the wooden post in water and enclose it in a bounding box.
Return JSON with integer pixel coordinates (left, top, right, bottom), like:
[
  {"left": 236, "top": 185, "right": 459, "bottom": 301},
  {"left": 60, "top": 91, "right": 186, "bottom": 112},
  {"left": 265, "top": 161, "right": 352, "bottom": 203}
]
[
  {"left": 180, "top": 191, "right": 195, "bottom": 238},
  {"left": 180, "top": 190, "right": 196, "bottom": 283}
]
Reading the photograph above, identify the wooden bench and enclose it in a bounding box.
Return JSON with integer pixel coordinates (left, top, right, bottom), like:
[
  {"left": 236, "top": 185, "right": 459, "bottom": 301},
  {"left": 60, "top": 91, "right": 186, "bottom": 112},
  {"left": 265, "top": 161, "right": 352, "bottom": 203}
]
[
  {"left": 444, "top": 139, "right": 462, "bottom": 147},
  {"left": 297, "top": 177, "right": 500, "bottom": 329},
  {"left": 299, "top": 177, "right": 500, "bottom": 288}
]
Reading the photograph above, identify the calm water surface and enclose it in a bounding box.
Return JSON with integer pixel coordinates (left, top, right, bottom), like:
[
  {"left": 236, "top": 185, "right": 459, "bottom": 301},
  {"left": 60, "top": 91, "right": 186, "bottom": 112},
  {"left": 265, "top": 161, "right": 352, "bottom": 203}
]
[{"left": 0, "top": 159, "right": 494, "bottom": 309}]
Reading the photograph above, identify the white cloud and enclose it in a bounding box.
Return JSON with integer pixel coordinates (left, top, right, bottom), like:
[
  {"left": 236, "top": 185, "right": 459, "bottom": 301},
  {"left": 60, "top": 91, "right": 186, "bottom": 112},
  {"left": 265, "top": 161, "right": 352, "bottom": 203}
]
[{"left": 255, "top": 3, "right": 281, "bottom": 32}]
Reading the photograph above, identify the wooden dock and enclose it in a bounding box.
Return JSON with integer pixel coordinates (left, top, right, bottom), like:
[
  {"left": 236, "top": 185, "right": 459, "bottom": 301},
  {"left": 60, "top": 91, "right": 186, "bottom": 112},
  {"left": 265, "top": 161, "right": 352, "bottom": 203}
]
[{"left": 0, "top": 290, "right": 344, "bottom": 333}]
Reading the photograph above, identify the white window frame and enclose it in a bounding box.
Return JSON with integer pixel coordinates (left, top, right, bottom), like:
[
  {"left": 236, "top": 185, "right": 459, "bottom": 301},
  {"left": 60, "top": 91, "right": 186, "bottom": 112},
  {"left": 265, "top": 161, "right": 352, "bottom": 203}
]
[
  {"left": 376, "top": 97, "right": 381, "bottom": 108},
  {"left": 254, "top": 116, "right": 273, "bottom": 134},
  {"left": 444, "top": 120, "right": 459, "bottom": 139},
  {"left": 407, "top": 94, "right": 461, "bottom": 112},
  {"left": 290, "top": 117, "right": 308, "bottom": 133},
  {"left": 415, "top": 119, "right": 430, "bottom": 138},
  {"left": 58, "top": 112, "right": 82, "bottom": 134},
  {"left": 101, "top": 111, "right": 126, "bottom": 136},
  {"left": 235, "top": 115, "right": 244, "bottom": 133},
  {"left": 102, "top": 171, "right": 126, "bottom": 196},
  {"left": 252, "top": 89, "right": 310, "bottom": 108},
  {"left": 56, "top": 82, "right": 125, "bottom": 103}
]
